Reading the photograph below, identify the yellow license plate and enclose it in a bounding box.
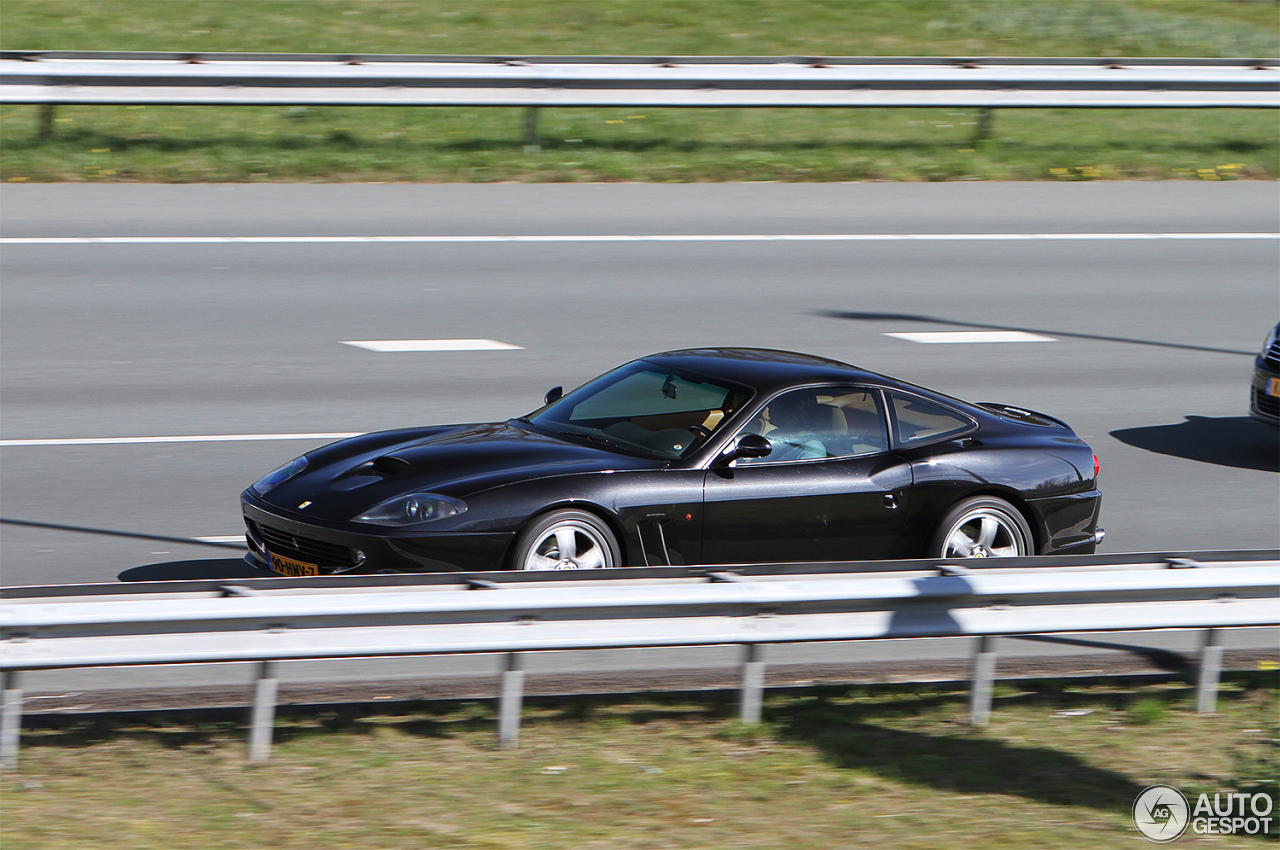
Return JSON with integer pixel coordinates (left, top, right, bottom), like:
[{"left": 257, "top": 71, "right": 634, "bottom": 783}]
[
  {"left": 269, "top": 552, "right": 319, "bottom": 577},
  {"left": 1269, "top": 377, "right": 1280, "bottom": 396}
]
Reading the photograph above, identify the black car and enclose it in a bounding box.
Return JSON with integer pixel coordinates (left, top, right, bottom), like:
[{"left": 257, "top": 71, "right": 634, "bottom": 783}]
[
  {"left": 1249, "top": 323, "right": 1280, "bottom": 428},
  {"left": 242, "top": 348, "right": 1103, "bottom": 576}
]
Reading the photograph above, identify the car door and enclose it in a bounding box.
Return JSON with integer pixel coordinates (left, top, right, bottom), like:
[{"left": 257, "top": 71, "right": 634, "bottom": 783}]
[{"left": 700, "top": 386, "right": 914, "bottom": 564}]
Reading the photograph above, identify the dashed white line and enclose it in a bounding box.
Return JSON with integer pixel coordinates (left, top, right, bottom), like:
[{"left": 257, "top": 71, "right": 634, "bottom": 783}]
[
  {"left": 342, "top": 339, "right": 523, "bottom": 352},
  {"left": 1, "top": 232, "right": 1276, "bottom": 245},
  {"left": 884, "top": 331, "right": 1058, "bottom": 344},
  {"left": 194, "top": 535, "right": 246, "bottom": 545},
  {"left": 0, "top": 432, "right": 362, "bottom": 447}
]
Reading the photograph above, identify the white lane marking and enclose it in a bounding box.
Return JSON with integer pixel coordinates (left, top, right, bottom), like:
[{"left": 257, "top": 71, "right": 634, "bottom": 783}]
[
  {"left": 1, "top": 232, "right": 1276, "bottom": 244},
  {"left": 195, "top": 535, "right": 246, "bottom": 545},
  {"left": 885, "top": 331, "right": 1058, "bottom": 344},
  {"left": 0, "top": 432, "right": 362, "bottom": 447},
  {"left": 342, "top": 339, "right": 523, "bottom": 352}
]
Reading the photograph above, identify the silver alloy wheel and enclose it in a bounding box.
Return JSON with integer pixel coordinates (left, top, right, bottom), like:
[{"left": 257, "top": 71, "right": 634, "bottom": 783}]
[
  {"left": 515, "top": 510, "right": 619, "bottom": 571},
  {"left": 931, "top": 497, "right": 1032, "bottom": 559}
]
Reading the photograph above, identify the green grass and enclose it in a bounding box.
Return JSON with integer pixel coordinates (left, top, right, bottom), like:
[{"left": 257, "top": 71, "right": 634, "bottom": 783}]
[
  {"left": 3, "top": 678, "right": 1277, "bottom": 849},
  {"left": 1, "top": 1, "right": 1277, "bottom": 183},
  {"left": 2, "top": 103, "right": 1275, "bottom": 184},
  {"left": 4, "top": 1, "right": 1277, "bottom": 58}
]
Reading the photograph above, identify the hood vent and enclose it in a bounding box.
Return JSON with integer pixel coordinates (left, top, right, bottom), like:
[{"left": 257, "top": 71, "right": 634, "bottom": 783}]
[
  {"left": 330, "top": 454, "right": 412, "bottom": 491},
  {"left": 372, "top": 455, "right": 410, "bottom": 475}
]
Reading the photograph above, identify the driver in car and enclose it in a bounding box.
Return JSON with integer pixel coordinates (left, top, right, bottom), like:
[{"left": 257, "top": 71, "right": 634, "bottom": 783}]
[{"left": 754, "top": 393, "right": 828, "bottom": 461}]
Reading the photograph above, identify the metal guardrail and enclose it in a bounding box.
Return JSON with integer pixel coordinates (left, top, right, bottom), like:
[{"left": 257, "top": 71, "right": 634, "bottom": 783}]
[
  {"left": 2, "top": 52, "right": 1276, "bottom": 145},
  {"left": 2, "top": 552, "right": 1277, "bottom": 768},
  {"left": 4, "top": 549, "right": 1274, "bottom": 599}
]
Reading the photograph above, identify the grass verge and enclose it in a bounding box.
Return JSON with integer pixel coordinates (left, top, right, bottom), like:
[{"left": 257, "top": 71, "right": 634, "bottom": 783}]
[
  {"left": 1, "top": 0, "right": 1276, "bottom": 183},
  {"left": 2, "top": 104, "right": 1275, "bottom": 184},
  {"left": 3, "top": 676, "right": 1277, "bottom": 849}
]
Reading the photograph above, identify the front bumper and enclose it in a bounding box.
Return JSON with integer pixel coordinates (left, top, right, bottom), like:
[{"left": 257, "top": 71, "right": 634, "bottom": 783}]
[
  {"left": 242, "top": 498, "right": 514, "bottom": 575},
  {"left": 1249, "top": 366, "right": 1279, "bottom": 428}
]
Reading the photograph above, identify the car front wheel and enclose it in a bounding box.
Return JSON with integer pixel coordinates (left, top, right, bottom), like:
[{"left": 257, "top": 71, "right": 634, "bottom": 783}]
[
  {"left": 929, "top": 497, "right": 1033, "bottom": 559},
  {"left": 512, "top": 509, "right": 621, "bottom": 571}
]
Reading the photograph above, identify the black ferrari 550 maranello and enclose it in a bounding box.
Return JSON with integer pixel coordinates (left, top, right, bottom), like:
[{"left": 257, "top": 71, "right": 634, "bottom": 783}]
[{"left": 242, "top": 348, "right": 1104, "bottom": 576}]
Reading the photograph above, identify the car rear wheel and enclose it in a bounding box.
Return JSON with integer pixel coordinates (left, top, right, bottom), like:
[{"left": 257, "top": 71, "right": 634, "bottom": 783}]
[
  {"left": 512, "top": 510, "right": 620, "bottom": 571},
  {"left": 930, "top": 497, "right": 1033, "bottom": 559}
]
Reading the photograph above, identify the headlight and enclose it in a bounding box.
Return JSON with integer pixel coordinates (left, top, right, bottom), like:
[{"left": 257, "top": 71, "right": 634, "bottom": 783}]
[
  {"left": 354, "top": 493, "right": 466, "bottom": 527},
  {"left": 250, "top": 456, "right": 308, "bottom": 495}
]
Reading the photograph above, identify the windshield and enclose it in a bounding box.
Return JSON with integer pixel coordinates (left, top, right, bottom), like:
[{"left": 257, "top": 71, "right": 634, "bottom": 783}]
[{"left": 518, "top": 361, "right": 752, "bottom": 460}]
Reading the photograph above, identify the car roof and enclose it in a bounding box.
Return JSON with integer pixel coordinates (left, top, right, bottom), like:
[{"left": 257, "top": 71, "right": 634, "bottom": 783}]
[{"left": 638, "top": 348, "right": 887, "bottom": 393}]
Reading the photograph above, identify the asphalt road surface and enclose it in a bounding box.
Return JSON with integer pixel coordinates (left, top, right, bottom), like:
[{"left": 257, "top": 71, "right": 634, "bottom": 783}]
[
  {"left": 2, "top": 182, "right": 1276, "bottom": 698},
  {"left": 3, "top": 182, "right": 1276, "bottom": 588}
]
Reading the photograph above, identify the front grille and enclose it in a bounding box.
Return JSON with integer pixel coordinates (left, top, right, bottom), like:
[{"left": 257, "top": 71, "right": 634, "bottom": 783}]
[
  {"left": 1253, "top": 387, "right": 1279, "bottom": 419},
  {"left": 251, "top": 521, "right": 358, "bottom": 568},
  {"left": 1264, "top": 340, "right": 1280, "bottom": 372}
]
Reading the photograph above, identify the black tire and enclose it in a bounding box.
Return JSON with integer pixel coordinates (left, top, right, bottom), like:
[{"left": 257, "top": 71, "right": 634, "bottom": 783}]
[
  {"left": 511, "top": 509, "right": 621, "bottom": 571},
  {"left": 929, "top": 496, "right": 1033, "bottom": 559}
]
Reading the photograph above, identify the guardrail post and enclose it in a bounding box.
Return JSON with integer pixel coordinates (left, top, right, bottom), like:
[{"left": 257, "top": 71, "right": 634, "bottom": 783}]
[
  {"left": 37, "top": 104, "right": 54, "bottom": 140},
  {"left": 248, "top": 661, "right": 279, "bottom": 763},
  {"left": 523, "top": 106, "right": 541, "bottom": 153},
  {"left": 498, "top": 652, "right": 525, "bottom": 749},
  {"left": 969, "top": 635, "right": 997, "bottom": 727},
  {"left": 1, "top": 671, "right": 22, "bottom": 771},
  {"left": 974, "top": 107, "right": 994, "bottom": 142},
  {"left": 739, "top": 644, "right": 766, "bottom": 724},
  {"left": 1195, "top": 628, "right": 1223, "bottom": 714}
]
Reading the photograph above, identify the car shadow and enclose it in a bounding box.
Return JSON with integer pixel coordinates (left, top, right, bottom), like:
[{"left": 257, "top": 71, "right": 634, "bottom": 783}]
[
  {"left": 1013, "top": 634, "right": 1189, "bottom": 672},
  {"left": 534, "top": 688, "right": 1146, "bottom": 813},
  {"left": 118, "top": 558, "right": 264, "bottom": 582},
  {"left": 816, "top": 309, "right": 1255, "bottom": 357},
  {"left": 772, "top": 707, "right": 1145, "bottom": 812},
  {"left": 1110, "top": 416, "right": 1279, "bottom": 473}
]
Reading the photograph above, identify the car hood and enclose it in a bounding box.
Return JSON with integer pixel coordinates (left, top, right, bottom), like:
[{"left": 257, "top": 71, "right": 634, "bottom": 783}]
[{"left": 256, "top": 421, "right": 658, "bottom": 522}]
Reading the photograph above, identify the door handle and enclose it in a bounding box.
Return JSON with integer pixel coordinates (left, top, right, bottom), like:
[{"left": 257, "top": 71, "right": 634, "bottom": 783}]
[{"left": 883, "top": 494, "right": 898, "bottom": 509}]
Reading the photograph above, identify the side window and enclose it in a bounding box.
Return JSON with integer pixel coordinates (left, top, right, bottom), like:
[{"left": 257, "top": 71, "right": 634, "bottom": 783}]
[
  {"left": 738, "top": 387, "right": 888, "bottom": 464},
  {"left": 827, "top": 389, "right": 889, "bottom": 455},
  {"left": 888, "top": 392, "right": 974, "bottom": 446}
]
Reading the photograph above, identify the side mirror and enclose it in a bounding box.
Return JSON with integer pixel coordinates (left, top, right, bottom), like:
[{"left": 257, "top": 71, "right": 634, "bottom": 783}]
[
  {"left": 719, "top": 433, "right": 771, "bottom": 464},
  {"left": 544, "top": 386, "right": 563, "bottom": 405}
]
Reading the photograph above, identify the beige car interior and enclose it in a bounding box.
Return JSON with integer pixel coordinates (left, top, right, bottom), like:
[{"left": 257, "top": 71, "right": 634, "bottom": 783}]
[{"left": 741, "top": 388, "right": 889, "bottom": 463}]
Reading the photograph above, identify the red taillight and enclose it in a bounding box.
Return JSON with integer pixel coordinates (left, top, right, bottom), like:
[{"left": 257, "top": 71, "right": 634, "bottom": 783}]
[{"left": 1093, "top": 454, "right": 1100, "bottom": 477}]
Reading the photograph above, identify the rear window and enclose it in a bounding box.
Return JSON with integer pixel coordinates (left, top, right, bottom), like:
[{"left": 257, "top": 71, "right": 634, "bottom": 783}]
[{"left": 889, "top": 392, "right": 974, "bottom": 445}]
